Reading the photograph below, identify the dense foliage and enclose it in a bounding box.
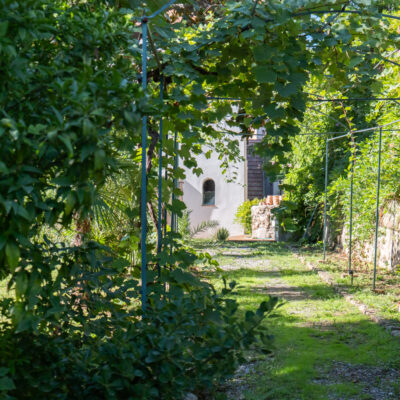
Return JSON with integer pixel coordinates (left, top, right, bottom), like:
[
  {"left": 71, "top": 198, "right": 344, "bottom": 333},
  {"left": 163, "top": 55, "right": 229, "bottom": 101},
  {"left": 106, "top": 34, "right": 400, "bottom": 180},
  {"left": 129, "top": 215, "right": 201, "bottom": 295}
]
[
  {"left": 279, "top": 8, "right": 399, "bottom": 242},
  {"left": 1, "top": 0, "right": 400, "bottom": 397},
  {"left": 0, "top": 248, "right": 277, "bottom": 398}
]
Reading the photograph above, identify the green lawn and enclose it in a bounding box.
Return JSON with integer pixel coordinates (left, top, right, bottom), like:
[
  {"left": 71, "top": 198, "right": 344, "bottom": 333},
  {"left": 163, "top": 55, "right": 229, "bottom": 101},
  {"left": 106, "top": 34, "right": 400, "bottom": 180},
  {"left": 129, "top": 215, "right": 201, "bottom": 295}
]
[
  {"left": 300, "top": 246, "right": 400, "bottom": 322},
  {"left": 194, "top": 241, "right": 400, "bottom": 400}
]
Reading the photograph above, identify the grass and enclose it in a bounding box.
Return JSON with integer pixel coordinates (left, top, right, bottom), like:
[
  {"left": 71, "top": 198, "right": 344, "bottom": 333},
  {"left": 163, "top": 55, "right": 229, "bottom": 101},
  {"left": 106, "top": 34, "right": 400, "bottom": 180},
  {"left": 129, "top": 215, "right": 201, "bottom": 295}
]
[
  {"left": 193, "top": 241, "right": 400, "bottom": 400},
  {"left": 300, "top": 246, "right": 400, "bottom": 322}
]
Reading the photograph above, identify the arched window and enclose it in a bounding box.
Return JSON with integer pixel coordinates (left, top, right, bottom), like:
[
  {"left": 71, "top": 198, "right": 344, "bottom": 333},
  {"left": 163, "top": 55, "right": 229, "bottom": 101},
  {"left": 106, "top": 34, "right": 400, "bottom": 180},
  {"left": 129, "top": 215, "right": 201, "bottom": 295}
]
[{"left": 202, "top": 179, "right": 215, "bottom": 205}]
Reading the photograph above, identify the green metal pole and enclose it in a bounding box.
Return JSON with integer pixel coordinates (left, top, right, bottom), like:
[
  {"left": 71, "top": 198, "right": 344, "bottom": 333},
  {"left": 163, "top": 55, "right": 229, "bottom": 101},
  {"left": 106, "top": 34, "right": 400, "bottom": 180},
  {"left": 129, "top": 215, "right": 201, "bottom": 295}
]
[
  {"left": 163, "top": 131, "right": 168, "bottom": 238},
  {"left": 348, "top": 148, "right": 354, "bottom": 283},
  {"left": 171, "top": 131, "right": 178, "bottom": 232},
  {"left": 373, "top": 127, "right": 383, "bottom": 290},
  {"left": 157, "top": 78, "right": 164, "bottom": 257},
  {"left": 156, "top": 78, "right": 164, "bottom": 278},
  {"left": 140, "top": 18, "right": 148, "bottom": 311},
  {"left": 323, "top": 139, "right": 329, "bottom": 261}
]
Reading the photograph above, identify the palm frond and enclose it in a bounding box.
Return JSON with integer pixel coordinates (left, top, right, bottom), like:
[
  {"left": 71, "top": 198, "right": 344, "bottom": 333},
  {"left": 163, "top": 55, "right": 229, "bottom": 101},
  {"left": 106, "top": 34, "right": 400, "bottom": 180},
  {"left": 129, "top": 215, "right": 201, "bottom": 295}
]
[{"left": 190, "top": 220, "right": 219, "bottom": 237}]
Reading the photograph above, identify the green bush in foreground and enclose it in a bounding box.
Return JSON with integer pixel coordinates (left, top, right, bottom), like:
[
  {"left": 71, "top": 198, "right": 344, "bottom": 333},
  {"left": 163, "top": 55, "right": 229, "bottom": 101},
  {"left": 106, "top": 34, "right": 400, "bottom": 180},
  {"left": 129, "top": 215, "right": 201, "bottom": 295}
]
[{"left": 0, "top": 244, "right": 277, "bottom": 399}]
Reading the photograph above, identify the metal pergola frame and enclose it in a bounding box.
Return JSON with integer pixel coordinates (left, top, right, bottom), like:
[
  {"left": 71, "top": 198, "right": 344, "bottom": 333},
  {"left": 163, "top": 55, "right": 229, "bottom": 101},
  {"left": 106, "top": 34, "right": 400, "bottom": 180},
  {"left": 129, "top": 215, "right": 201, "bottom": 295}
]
[
  {"left": 322, "top": 120, "right": 400, "bottom": 290},
  {"left": 138, "top": 0, "right": 400, "bottom": 310}
]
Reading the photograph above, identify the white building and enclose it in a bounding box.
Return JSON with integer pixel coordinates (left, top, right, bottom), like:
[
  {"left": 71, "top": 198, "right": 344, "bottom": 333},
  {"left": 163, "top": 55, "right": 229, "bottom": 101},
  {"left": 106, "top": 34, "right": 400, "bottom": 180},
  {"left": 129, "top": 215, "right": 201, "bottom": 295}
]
[{"left": 182, "top": 129, "right": 281, "bottom": 238}]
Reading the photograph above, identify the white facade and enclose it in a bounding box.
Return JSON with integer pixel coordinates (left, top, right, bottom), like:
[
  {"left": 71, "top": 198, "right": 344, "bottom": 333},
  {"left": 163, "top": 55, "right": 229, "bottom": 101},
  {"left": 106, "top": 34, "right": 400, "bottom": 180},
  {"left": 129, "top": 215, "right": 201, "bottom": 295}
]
[{"left": 182, "top": 138, "right": 246, "bottom": 237}]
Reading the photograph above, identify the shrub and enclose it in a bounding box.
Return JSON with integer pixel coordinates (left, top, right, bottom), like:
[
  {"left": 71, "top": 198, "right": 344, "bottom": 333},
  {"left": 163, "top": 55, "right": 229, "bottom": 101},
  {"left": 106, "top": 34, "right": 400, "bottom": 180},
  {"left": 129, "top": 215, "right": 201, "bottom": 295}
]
[
  {"left": 235, "top": 198, "right": 261, "bottom": 234},
  {"left": 216, "top": 227, "right": 230, "bottom": 241},
  {"left": 0, "top": 253, "right": 277, "bottom": 399},
  {"left": 0, "top": 1, "right": 282, "bottom": 398}
]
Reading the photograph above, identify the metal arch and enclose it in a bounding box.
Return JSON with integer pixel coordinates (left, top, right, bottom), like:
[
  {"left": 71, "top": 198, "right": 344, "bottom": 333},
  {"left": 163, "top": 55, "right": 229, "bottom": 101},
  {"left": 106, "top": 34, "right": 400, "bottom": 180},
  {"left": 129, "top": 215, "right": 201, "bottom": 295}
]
[
  {"left": 322, "top": 123, "right": 399, "bottom": 290},
  {"left": 138, "top": 0, "right": 400, "bottom": 311},
  {"left": 139, "top": 0, "right": 179, "bottom": 312}
]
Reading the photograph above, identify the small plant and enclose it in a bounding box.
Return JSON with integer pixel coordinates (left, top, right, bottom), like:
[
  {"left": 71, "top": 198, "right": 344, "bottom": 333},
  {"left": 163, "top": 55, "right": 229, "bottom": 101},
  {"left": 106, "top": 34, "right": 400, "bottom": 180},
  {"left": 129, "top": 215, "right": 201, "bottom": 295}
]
[
  {"left": 235, "top": 198, "right": 260, "bottom": 234},
  {"left": 191, "top": 220, "right": 220, "bottom": 237},
  {"left": 179, "top": 210, "right": 192, "bottom": 238},
  {"left": 179, "top": 210, "right": 219, "bottom": 238},
  {"left": 216, "top": 227, "right": 230, "bottom": 241}
]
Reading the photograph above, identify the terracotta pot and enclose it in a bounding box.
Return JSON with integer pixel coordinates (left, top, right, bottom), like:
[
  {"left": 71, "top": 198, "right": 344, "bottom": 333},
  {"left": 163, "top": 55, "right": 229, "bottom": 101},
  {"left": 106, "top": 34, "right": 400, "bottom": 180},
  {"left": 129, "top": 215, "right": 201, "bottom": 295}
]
[
  {"left": 266, "top": 196, "right": 273, "bottom": 205},
  {"left": 273, "top": 195, "right": 280, "bottom": 206}
]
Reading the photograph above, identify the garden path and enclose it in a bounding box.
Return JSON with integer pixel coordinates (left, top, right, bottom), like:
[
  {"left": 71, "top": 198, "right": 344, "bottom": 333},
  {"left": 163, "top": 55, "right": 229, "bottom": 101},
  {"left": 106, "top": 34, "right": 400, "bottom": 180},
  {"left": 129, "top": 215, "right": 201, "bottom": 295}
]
[{"left": 199, "top": 242, "right": 400, "bottom": 400}]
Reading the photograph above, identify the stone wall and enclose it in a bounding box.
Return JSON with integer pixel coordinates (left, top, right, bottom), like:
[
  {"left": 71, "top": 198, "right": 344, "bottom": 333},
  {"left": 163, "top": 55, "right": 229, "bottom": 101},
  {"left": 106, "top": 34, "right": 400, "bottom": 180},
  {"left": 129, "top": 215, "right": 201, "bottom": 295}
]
[
  {"left": 341, "top": 200, "right": 400, "bottom": 270},
  {"left": 251, "top": 204, "right": 278, "bottom": 240}
]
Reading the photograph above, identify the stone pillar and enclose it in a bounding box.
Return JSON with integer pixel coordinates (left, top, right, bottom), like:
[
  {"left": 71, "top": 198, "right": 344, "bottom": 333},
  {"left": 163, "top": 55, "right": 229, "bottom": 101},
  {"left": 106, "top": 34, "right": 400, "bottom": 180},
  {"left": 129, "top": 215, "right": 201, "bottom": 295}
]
[{"left": 251, "top": 205, "right": 277, "bottom": 240}]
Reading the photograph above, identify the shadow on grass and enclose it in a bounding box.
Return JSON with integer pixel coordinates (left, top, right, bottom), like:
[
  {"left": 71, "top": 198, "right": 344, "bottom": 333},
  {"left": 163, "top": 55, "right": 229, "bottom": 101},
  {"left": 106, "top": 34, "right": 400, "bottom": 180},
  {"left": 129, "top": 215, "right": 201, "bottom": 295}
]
[
  {"left": 236, "top": 282, "right": 339, "bottom": 301},
  {"left": 238, "top": 317, "right": 400, "bottom": 400},
  {"left": 192, "top": 240, "right": 292, "bottom": 255},
  {"left": 215, "top": 268, "right": 316, "bottom": 280}
]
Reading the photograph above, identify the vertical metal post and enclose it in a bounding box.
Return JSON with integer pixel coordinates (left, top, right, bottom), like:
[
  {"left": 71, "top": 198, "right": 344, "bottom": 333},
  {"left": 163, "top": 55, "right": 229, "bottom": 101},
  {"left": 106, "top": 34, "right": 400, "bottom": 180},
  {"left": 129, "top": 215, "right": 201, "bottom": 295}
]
[
  {"left": 348, "top": 146, "right": 354, "bottom": 283},
  {"left": 390, "top": 202, "right": 396, "bottom": 270},
  {"left": 140, "top": 18, "right": 148, "bottom": 311},
  {"left": 157, "top": 78, "right": 164, "bottom": 259},
  {"left": 373, "top": 127, "right": 383, "bottom": 290},
  {"left": 323, "top": 139, "right": 329, "bottom": 261},
  {"left": 171, "top": 131, "right": 178, "bottom": 232},
  {"left": 163, "top": 131, "right": 168, "bottom": 238}
]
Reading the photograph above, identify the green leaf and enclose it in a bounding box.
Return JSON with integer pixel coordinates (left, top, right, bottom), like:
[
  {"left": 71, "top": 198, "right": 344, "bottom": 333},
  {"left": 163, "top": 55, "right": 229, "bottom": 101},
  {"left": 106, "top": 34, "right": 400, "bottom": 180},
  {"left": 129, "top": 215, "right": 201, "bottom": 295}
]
[
  {"left": 94, "top": 149, "right": 106, "bottom": 170},
  {"left": 253, "top": 66, "right": 277, "bottom": 83},
  {"left": 245, "top": 310, "right": 255, "bottom": 321},
  {"left": 59, "top": 135, "right": 73, "bottom": 155},
  {"left": 15, "top": 272, "right": 28, "bottom": 299},
  {"left": 112, "top": 258, "right": 130, "bottom": 271},
  {"left": 80, "top": 144, "right": 96, "bottom": 161},
  {"left": 170, "top": 269, "right": 206, "bottom": 288},
  {"left": 0, "top": 161, "right": 8, "bottom": 174},
  {"left": 253, "top": 45, "right": 271, "bottom": 62},
  {"left": 83, "top": 118, "right": 95, "bottom": 136},
  {"left": 5, "top": 242, "right": 20, "bottom": 271},
  {"left": 15, "top": 204, "right": 30, "bottom": 220},
  {"left": 64, "top": 192, "right": 76, "bottom": 216},
  {"left": 52, "top": 176, "right": 72, "bottom": 186},
  {"left": 278, "top": 82, "right": 297, "bottom": 97},
  {"left": 264, "top": 104, "right": 285, "bottom": 119},
  {"left": 0, "top": 376, "right": 15, "bottom": 391},
  {"left": 0, "top": 21, "right": 8, "bottom": 37},
  {"left": 348, "top": 56, "right": 363, "bottom": 68},
  {"left": 0, "top": 236, "right": 6, "bottom": 251}
]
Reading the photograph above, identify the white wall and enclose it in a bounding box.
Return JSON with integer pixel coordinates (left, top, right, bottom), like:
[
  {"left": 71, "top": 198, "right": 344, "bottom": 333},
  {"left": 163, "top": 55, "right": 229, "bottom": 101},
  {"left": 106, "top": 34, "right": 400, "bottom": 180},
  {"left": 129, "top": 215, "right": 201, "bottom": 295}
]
[{"left": 182, "top": 138, "right": 246, "bottom": 238}]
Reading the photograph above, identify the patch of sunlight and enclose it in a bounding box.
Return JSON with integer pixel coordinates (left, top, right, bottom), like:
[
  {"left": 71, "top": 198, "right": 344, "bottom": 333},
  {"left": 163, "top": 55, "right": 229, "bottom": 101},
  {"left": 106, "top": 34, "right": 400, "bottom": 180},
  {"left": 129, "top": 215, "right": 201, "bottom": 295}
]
[{"left": 273, "top": 365, "right": 301, "bottom": 377}]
